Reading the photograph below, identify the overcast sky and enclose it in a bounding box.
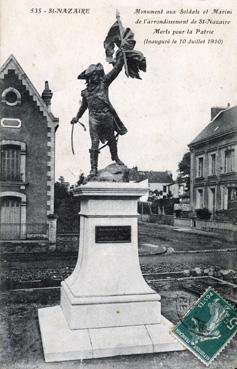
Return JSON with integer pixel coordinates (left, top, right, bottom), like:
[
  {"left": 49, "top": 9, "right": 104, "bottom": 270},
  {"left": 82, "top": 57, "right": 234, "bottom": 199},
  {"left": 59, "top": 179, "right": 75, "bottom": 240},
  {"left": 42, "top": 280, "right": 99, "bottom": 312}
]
[{"left": 1, "top": 0, "right": 237, "bottom": 183}]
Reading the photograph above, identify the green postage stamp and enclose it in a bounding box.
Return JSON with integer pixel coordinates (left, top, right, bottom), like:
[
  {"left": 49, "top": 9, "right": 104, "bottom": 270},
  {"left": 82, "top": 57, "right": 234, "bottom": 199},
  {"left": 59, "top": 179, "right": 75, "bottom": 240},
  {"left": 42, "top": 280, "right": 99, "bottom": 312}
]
[{"left": 172, "top": 287, "right": 237, "bottom": 366}]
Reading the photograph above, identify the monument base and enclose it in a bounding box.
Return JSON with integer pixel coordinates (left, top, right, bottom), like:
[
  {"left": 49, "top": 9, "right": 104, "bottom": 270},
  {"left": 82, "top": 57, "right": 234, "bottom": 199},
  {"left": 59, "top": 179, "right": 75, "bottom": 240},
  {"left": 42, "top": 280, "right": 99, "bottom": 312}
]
[
  {"left": 38, "top": 305, "right": 184, "bottom": 362},
  {"left": 38, "top": 181, "right": 185, "bottom": 362}
]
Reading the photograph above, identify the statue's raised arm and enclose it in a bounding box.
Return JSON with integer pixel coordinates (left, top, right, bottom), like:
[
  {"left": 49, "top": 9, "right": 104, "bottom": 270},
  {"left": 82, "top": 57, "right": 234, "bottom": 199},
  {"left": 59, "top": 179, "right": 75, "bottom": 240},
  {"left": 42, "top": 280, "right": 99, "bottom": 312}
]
[{"left": 104, "top": 51, "right": 124, "bottom": 86}]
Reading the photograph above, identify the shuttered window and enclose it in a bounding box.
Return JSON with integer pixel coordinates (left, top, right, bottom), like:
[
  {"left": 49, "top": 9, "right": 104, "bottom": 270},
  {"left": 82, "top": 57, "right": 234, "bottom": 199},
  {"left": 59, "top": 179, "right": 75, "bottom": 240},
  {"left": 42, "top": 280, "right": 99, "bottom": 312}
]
[
  {"left": 0, "top": 145, "right": 21, "bottom": 181},
  {"left": 224, "top": 149, "right": 235, "bottom": 173}
]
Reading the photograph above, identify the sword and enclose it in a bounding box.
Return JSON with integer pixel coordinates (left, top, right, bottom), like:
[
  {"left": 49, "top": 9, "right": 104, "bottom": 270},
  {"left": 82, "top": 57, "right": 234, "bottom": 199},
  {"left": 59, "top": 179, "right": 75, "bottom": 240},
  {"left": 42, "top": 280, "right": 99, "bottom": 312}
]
[
  {"left": 98, "top": 133, "right": 119, "bottom": 152},
  {"left": 71, "top": 122, "right": 75, "bottom": 155},
  {"left": 71, "top": 120, "right": 86, "bottom": 155}
]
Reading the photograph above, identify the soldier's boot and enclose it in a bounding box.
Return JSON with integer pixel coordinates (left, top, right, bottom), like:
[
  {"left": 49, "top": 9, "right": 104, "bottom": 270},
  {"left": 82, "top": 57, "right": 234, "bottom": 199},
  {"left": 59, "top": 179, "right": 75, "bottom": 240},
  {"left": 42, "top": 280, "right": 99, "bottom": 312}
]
[
  {"left": 109, "top": 141, "right": 124, "bottom": 166},
  {"left": 89, "top": 149, "right": 99, "bottom": 176}
]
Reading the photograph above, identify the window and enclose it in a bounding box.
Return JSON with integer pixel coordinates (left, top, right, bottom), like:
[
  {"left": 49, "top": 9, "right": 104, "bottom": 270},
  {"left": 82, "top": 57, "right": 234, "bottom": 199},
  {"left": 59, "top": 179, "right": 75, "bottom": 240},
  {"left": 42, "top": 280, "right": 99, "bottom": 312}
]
[
  {"left": 224, "top": 149, "right": 235, "bottom": 173},
  {"left": 0, "top": 145, "right": 21, "bottom": 181},
  {"left": 163, "top": 185, "right": 167, "bottom": 192},
  {"left": 5, "top": 91, "right": 18, "bottom": 104},
  {"left": 228, "top": 187, "right": 237, "bottom": 201},
  {"left": 1, "top": 118, "right": 21, "bottom": 128},
  {"left": 1, "top": 87, "right": 21, "bottom": 106},
  {"left": 210, "top": 153, "right": 216, "bottom": 175},
  {"left": 197, "top": 157, "right": 204, "bottom": 177}
]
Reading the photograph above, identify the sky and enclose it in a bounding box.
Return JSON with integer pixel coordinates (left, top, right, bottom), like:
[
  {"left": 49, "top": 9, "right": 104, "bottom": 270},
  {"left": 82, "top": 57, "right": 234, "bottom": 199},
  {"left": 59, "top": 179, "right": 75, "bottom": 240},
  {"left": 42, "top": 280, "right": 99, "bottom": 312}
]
[{"left": 1, "top": 0, "right": 237, "bottom": 183}]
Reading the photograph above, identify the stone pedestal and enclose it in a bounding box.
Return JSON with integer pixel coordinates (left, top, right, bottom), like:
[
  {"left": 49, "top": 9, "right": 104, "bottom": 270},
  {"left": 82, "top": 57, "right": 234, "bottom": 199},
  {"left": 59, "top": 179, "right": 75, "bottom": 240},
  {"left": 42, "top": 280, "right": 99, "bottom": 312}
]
[{"left": 38, "top": 181, "right": 184, "bottom": 362}]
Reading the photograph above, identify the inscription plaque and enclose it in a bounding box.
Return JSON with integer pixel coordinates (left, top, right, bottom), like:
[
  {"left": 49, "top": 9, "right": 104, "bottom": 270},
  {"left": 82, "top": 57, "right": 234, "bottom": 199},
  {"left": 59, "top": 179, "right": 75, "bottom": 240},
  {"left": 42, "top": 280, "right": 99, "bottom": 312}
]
[{"left": 95, "top": 226, "right": 131, "bottom": 243}]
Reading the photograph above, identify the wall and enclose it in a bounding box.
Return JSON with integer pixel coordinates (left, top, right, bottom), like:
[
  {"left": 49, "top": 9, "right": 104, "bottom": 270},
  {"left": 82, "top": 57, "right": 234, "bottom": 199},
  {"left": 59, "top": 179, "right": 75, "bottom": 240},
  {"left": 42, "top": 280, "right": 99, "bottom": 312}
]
[
  {"left": 139, "top": 214, "right": 174, "bottom": 225},
  {"left": 173, "top": 218, "right": 191, "bottom": 228},
  {"left": 195, "top": 219, "right": 237, "bottom": 243},
  {"left": 149, "top": 182, "right": 171, "bottom": 194},
  {"left": 0, "top": 70, "right": 48, "bottom": 225},
  {"left": 190, "top": 131, "right": 237, "bottom": 212},
  {"left": 196, "top": 219, "right": 237, "bottom": 232}
]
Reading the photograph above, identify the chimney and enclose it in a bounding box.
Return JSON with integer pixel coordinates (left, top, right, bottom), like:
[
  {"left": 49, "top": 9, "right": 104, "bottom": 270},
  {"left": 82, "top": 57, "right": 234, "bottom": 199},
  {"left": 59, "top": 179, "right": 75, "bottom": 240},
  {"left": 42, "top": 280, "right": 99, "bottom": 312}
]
[
  {"left": 42, "top": 81, "right": 53, "bottom": 111},
  {"left": 211, "top": 105, "right": 228, "bottom": 120}
]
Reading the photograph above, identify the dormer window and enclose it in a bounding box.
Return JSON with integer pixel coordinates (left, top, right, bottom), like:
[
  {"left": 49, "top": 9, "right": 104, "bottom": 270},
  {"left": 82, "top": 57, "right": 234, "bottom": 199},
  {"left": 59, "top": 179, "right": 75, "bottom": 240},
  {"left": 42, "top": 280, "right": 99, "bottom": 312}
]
[{"left": 1, "top": 87, "right": 21, "bottom": 106}]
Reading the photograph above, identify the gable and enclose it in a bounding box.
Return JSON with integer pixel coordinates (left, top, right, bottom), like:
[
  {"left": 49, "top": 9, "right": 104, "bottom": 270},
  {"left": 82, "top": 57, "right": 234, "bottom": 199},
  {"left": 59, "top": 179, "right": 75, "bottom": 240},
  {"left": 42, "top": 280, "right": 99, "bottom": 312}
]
[{"left": 0, "top": 55, "right": 58, "bottom": 129}]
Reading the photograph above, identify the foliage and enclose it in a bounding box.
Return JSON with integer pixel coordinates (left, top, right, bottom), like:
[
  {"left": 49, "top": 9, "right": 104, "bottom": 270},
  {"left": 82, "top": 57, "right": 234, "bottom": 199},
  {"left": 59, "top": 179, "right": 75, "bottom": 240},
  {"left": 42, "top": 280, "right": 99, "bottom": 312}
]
[
  {"left": 214, "top": 209, "right": 237, "bottom": 222},
  {"left": 196, "top": 208, "right": 211, "bottom": 220},
  {"left": 54, "top": 177, "right": 80, "bottom": 232},
  {"left": 177, "top": 151, "right": 191, "bottom": 191},
  {"left": 174, "top": 209, "right": 192, "bottom": 219}
]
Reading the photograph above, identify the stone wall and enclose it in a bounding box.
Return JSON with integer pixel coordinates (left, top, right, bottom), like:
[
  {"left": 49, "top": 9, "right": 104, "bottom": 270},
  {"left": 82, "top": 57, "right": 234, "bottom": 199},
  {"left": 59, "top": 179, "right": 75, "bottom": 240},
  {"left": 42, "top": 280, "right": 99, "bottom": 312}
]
[
  {"left": 173, "top": 218, "right": 192, "bottom": 228},
  {"left": 196, "top": 220, "right": 237, "bottom": 232}
]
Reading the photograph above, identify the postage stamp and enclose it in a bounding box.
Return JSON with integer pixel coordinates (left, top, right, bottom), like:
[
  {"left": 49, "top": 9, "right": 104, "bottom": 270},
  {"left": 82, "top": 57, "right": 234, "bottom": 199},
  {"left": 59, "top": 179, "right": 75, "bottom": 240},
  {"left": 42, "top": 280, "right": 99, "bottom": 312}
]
[{"left": 172, "top": 287, "right": 237, "bottom": 366}]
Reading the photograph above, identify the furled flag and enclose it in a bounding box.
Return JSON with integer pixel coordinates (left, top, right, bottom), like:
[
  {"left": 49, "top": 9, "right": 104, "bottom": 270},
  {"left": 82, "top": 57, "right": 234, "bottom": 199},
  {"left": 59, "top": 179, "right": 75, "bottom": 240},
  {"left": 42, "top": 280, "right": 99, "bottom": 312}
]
[{"left": 104, "top": 21, "right": 146, "bottom": 79}]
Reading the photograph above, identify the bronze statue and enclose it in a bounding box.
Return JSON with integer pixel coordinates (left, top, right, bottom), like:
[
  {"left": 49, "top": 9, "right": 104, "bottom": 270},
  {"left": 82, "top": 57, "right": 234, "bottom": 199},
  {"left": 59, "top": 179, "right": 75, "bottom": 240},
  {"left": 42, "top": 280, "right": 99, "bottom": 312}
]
[{"left": 71, "top": 11, "right": 146, "bottom": 177}]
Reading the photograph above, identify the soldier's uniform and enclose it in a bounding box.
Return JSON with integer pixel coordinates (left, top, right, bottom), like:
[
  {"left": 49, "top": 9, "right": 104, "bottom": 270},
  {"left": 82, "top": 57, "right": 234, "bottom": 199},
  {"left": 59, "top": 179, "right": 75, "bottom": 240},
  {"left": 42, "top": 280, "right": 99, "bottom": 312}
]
[{"left": 74, "top": 55, "right": 127, "bottom": 175}]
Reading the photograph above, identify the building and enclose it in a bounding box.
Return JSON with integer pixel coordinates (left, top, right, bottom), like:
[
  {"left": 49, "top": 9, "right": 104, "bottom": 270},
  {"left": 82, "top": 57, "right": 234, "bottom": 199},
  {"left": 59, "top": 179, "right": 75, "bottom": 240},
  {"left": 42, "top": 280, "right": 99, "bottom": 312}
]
[
  {"left": 129, "top": 168, "right": 173, "bottom": 198},
  {"left": 189, "top": 105, "right": 237, "bottom": 215},
  {"left": 0, "top": 55, "right": 59, "bottom": 240},
  {"left": 169, "top": 180, "right": 186, "bottom": 199}
]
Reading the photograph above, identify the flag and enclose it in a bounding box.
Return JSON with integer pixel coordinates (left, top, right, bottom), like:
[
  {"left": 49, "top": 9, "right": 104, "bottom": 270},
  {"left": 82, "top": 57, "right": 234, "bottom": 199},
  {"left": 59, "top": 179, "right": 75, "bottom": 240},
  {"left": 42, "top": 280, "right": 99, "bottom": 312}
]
[{"left": 104, "top": 21, "right": 146, "bottom": 79}]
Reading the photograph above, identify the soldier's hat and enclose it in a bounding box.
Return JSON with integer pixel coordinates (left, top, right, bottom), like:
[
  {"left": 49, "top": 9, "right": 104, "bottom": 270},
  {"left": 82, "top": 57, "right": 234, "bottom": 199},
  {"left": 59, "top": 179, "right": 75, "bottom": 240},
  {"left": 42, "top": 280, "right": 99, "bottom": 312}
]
[{"left": 78, "top": 63, "right": 105, "bottom": 79}]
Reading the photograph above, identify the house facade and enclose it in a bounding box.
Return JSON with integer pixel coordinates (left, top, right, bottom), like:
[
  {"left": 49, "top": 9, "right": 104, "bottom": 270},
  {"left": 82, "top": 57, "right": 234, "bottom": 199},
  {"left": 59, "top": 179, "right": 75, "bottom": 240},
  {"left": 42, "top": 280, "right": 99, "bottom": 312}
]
[
  {"left": 189, "top": 105, "right": 237, "bottom": 215},
  {"left": 129, "top": 168, "right": 173, "bottom": 198},
  {"left": 0, "top": 55, "right": 59, "bottom": 240}
]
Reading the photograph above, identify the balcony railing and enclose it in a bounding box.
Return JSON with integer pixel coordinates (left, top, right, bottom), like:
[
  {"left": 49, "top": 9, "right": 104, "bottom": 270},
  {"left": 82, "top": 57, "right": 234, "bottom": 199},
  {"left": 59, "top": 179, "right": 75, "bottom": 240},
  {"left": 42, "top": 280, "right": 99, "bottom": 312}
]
[{"left": 0, "top": 223, "right": 48, "bottom": 240}]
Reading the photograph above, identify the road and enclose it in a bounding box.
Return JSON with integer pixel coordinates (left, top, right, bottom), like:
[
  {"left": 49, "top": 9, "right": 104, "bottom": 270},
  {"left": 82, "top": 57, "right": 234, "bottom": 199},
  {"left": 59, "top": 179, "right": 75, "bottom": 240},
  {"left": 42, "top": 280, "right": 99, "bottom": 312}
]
[
  {"left": 0, "top": 222, "right": 237, "bottom": 369},
  {"left": 1, "top": 222, "right": 236, "bottom": 290},
  {"left": 139, "top": 222, "right": 233, "bottom": 251}
]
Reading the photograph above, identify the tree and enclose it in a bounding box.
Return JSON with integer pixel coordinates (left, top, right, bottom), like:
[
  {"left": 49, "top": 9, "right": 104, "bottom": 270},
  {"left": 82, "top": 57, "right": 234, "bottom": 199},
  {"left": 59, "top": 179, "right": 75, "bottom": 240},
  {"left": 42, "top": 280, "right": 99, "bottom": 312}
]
[
  {"left": 177, "top": 151, "right": 191, "bottom": 191},
  {"left": 54, "top": 177, "right": 80, "bottom": 232},
  {"left": 54, "top": 177, "right": 69, "bottom": 211}
]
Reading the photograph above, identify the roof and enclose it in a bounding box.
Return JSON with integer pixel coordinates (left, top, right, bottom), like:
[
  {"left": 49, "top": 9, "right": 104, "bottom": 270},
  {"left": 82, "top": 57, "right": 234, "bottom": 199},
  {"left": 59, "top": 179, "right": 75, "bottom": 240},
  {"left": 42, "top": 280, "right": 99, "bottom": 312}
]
[
  {"left": 0, "top": 55, "right": 59, "bottom": 128},
  {"left": 189, "top": 105, "right": 237, "bottom": 146},
  {"left": 129, "top": 169, "right": 173, "bottom": 184}
]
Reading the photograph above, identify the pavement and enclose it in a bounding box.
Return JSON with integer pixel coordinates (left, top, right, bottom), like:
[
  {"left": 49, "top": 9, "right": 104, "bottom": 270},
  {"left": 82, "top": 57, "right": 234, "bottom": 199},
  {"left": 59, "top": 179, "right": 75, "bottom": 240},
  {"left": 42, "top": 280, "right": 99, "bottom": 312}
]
[{"left": 1, "top": 286, "right": 237, "bottom": 369}]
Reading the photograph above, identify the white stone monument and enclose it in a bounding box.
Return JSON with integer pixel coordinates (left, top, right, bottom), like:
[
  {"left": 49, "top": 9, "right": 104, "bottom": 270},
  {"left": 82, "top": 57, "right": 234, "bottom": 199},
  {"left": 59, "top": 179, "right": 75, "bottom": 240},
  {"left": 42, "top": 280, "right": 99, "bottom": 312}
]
[{"left": 38, "top": 180, "right": 184, "bottom": 361}]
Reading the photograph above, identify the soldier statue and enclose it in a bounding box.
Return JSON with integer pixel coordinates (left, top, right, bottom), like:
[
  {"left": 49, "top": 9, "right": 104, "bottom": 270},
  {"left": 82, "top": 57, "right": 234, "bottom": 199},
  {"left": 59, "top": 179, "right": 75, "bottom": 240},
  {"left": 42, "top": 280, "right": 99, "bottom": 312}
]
[
  {"left": 71, "top": 11, "right": 146, "bottom": 177},
  {"left": 71, "top": 52, "right": 127, "bottom": 176}
]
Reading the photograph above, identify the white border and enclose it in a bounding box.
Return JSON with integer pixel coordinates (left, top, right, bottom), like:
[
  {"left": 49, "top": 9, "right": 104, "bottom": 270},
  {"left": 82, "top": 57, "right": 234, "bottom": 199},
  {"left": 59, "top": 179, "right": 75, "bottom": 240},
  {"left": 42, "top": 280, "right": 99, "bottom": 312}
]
[{"left": 1, "top": 117, "right": 22, "bottom": 128}]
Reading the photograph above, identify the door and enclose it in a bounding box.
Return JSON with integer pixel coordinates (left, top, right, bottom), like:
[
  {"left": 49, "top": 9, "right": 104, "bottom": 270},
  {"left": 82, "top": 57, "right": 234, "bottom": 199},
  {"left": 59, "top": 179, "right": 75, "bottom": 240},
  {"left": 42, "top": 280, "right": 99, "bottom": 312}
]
[
  {"left": 0, "top": 197, "right": 21, "bottom": 239},
  {"left": 208, "top": 188, "right": 216, "bottom": 213}
]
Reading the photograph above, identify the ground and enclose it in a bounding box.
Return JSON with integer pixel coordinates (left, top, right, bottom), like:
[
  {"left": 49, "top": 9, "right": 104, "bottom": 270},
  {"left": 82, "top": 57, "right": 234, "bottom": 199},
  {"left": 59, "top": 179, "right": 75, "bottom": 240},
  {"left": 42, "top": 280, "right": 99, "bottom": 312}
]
[{"left": 0, "top": 222, "right": 237, "bottom": 369}]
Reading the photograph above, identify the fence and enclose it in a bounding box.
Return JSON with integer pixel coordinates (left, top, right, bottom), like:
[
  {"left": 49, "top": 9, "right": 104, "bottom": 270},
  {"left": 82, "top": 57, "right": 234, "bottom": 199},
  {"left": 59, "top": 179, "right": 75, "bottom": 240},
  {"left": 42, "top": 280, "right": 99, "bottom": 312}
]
[{"left": 0, "top": 223, "right": 48, "bottom": 240}]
